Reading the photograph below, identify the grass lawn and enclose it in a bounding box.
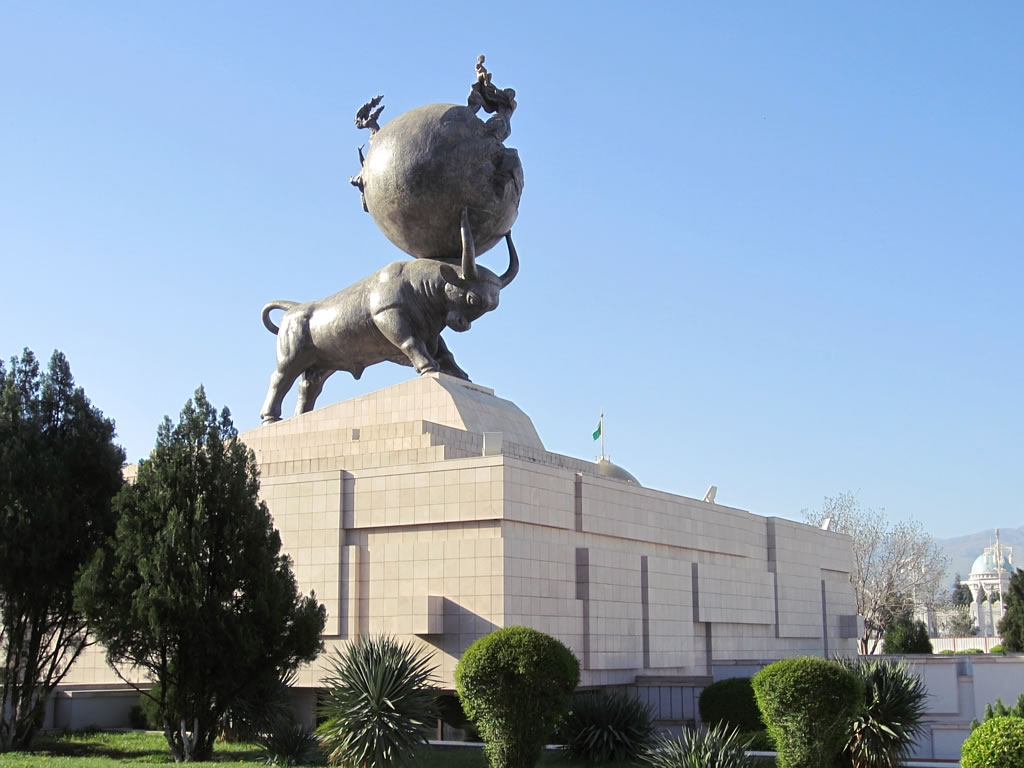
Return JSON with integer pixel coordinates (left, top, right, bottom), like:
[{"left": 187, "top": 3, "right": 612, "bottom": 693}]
[
  {"left": 0, "top": 730, "right": 260, "bottom": 766},
  {"left": 0, "top": 730, "right": 776, "bottom": 767},
  {"left": 0, "top": 731, "right": 632, "bottom": 767}
]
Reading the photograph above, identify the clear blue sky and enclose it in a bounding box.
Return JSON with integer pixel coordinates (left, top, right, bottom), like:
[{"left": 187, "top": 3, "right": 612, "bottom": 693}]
[{"left": 2, "top": 2, "right": 1021, "bottom": 539}]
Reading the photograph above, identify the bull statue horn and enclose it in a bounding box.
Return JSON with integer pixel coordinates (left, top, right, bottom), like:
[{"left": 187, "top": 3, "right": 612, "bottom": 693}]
[
  {"left": 460, "top": 208, "right": 477, "bottom": 281},
  {"left": 499, "top": 231, "right": 519, "bottom": 287}
]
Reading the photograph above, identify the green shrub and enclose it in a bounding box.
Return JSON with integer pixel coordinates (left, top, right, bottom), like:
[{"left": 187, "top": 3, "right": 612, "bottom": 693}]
[
  {"left": 436, "top": 693, "right": 482, "bottom": 740},
  {"left": 699, "top": 678, "right": 763, "bottom": 733},
  {"left": 559, "top": 691, "right": 654, "bottom": 762},
  {"left": 958, "top": 648, "right": 985, "bottom": 654},
  {"left": 318, "top": 635, "right": 437, "bottom": 768},
  {"left": 990, "top": 645, "right": 1005, "bottom": 654},
  {"left": 961, "top": 716, "right": 1024, "bottom": 768},
  {"left": 752, "top": 656, "right": 863, "bottom": 768},
  {"left": 939, "top": 649, "right": 955, "bottom": 655},
  {"left": 882, "top": 618, "right": 933, "bottom": 654},
  {"left": 456, "top": 626, "right": 580, "bottom": 768},
  {"left": 221, "top": 670, "right": 297, "bottom": 742},
  {"left": 137, "top": 684, "right": 161, "bottom": 730},
  {"left": 971, "top": 695, "right": 1024, "bottom": 731},
  {"left": 998, "top": 568, "right": 1024, "bottom": 651},
  {"left": 258, "top": 724, "right": 321, "bottom": 766},
  {"left": 128, "top": 704, "right": 150, "bottom": 730},
  {"left": 641, "top": 722, "right": 757, "bottom": 768},
  {"left": 739, "top": 730, "right": 775, "bottom": 751},
  {"left": 437, "top": 693, "right": 469, "bottom": 729},
  {"left": 835, "top": 656, "right": 927, "bottom": 768}
]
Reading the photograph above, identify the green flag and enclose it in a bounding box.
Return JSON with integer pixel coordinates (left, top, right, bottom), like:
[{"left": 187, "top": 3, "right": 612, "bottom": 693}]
[{"left": 592, "top": 421, "right": 601, "bottom": 441}]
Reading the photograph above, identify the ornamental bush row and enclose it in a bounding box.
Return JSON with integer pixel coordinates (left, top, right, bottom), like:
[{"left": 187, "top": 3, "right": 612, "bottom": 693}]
[{"left": 744, "top": 655, "right": 928, "bottom": 768}]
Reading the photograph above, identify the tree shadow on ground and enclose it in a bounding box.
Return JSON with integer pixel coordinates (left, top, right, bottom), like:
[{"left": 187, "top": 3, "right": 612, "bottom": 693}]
[{"left": 27, "top": 731, "right": 262, "bottom": 763}]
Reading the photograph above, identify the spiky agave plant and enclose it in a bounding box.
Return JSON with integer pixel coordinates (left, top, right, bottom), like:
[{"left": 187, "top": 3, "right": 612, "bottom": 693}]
[
  {"left": 835, "top": 656, "right": 928, "bottom": 768},
  {"left": 642, "top": 722, "right": 756, "bottom": 768},
  {"left": 318, "top": 635, "right": 438, "bottom": 768},
  {"left": 258, "top": 724, "right": 321, "bottom": 766},
  {"left": 560, "top": 691, "right": 655, "bottom": 762}
]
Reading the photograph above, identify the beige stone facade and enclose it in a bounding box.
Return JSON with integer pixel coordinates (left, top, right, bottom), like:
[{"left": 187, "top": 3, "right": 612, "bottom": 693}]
[{"left": 62, "top": 373, "right": 858, "bottom": 712}]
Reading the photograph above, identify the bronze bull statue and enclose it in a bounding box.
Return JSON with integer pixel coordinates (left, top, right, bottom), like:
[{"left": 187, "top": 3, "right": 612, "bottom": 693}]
[{"left": 259, "top": 210, "right": 518, "bottom": 424}]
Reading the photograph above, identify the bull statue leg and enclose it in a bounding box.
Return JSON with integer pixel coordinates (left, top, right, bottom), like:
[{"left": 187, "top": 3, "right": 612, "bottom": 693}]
[
  {"left": 261, "top": 317, "right": 315, "bottom": 423},
  {"left": 435, "top": 336, "right": 469, "bottom": 380},
  {"left": 295, "top": 367, "right": 334, "bottom": 415},
  {"left": 372, "top": 308, "right": 440, "bottom": 374},
  {"left": 261, "top": 363, "right": 303, "bottom": 424}
]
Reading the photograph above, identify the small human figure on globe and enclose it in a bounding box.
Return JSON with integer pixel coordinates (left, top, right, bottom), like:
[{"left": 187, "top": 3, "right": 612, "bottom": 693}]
[{"left": 468, "top": 54, "right": 516, "bottom": 142}]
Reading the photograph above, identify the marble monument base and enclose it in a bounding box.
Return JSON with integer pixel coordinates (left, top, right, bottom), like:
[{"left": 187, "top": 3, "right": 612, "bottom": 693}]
[{"left": 56, "top": 373, "right": 858, "bottom": 729}]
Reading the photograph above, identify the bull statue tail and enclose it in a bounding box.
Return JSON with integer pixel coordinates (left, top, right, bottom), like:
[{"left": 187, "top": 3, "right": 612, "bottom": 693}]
[{"left": 261, "top": 301, "right": 298, "bottom": 334}]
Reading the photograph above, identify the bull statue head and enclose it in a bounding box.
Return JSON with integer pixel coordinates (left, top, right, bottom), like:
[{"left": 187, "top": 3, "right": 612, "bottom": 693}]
[{"left": 439, "top": 209, "right": 519, "bottom": 332}]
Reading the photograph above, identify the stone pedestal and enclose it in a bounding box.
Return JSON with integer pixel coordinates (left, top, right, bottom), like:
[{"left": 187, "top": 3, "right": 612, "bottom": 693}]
[{"left": 235, "top": 373, "right": 859, "bottom": 690}]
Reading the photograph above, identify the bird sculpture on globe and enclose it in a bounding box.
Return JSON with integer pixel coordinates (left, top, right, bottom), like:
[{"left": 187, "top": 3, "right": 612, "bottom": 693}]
[
  {"left": 351, "top": 54, "right": 522, "bottom": 261},
  {"left": 259, "top": 57, "right": 523, "bottom": 424}
]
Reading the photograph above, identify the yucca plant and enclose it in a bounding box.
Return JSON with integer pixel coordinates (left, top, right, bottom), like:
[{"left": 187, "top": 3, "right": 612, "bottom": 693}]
[
  {"left": 835, "top": 656, "right": 927, "bottom": 768},
  {"left": 642, "top": 722, "right": 756, "bottom": 768},
  {"left": 259, "top": 724, "right": 322, "bottom": 766},
  {"left": 560, "top": 691, "right": 655, "bottom": 762},
  {"left": 318, "top": 635, "right": 438, "bottom": 768}
]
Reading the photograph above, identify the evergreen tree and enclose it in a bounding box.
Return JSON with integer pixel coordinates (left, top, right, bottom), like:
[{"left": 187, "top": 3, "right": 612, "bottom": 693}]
[
  {"left": 883, "top": 617, "right": 933, "bottom": 654},
  {"left": 0, "top": 349, "right": 124, "bottom": 751},
  {"left": 76, "top": 388, "right": 325, "bottom": 762},
  {"left": 945, "top": 608, "right": 977, "bottom": 637},
  {"left": 952, "top": 575, "right": 973, "bottom": 607},
  {"left": 998, "top": 569, "right": 1024, "bottom": 652}
]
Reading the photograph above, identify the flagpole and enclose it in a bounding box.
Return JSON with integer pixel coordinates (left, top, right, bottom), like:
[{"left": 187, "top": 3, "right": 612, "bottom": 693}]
[{"left": 600, "top": 411, "right": 605, "bottom": 460}]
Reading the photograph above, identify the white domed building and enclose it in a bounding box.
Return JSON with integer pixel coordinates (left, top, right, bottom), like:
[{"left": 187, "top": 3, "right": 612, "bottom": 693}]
[{"left": 965, "top": 531, "right": 1015, "bottom": 637}]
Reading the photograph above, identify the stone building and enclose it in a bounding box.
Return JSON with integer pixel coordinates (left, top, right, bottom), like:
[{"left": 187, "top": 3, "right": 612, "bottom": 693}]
[{"left": 54, "top": 374, "right": 859, "bottom": 728}]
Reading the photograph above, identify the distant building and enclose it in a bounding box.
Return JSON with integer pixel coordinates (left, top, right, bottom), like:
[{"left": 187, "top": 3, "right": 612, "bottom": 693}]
[{"left": 966, "top": 531, "right": 1014, "bottom": 636}]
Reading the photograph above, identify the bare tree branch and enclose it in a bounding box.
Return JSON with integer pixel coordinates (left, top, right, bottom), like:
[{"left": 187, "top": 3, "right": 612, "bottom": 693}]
[{"left": 803, "top": 492, "right": 948, "bottom": 654}]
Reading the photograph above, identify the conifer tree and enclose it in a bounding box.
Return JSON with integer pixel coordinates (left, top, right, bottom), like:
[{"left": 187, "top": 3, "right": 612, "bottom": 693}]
[
  {"left": 76, "top": 388, "right": 325, "bottom": 762},
  {"left": 998, "top": 569, "right": 1024, "bottom": 652},
  {"left": 0, "top": 349, "right": 124, "bottom": 751},
  {"left": 952, "top": 575, "right": 973, "bottom": 607}
]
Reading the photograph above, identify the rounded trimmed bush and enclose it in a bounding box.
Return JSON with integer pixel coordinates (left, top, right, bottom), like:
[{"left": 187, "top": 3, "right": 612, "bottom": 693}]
[
  {"left": 456, "top": 626, "right": 580, "bottom": 768},
  {"left": 990, "top": 645, "right": 1005, "bottom": 654},
  {"left": 961, "top": 716, "right": 1024, "bottom": 768},
  {"left": 699, "top": 677, "right": 763, "bottom": 732},
  {"left": 752, "top": 657, "right": 863, "bottom": 768}
]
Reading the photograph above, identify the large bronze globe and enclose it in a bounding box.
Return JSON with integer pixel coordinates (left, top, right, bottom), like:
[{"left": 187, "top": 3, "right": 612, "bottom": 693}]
[{"left": 360, "top": 103, "right": 523, "bottom": 261}]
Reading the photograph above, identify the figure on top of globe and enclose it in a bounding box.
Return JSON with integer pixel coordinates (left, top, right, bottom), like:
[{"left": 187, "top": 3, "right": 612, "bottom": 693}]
[{"left": 349, "top": 55, "right": 524, "bottom": 262}]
